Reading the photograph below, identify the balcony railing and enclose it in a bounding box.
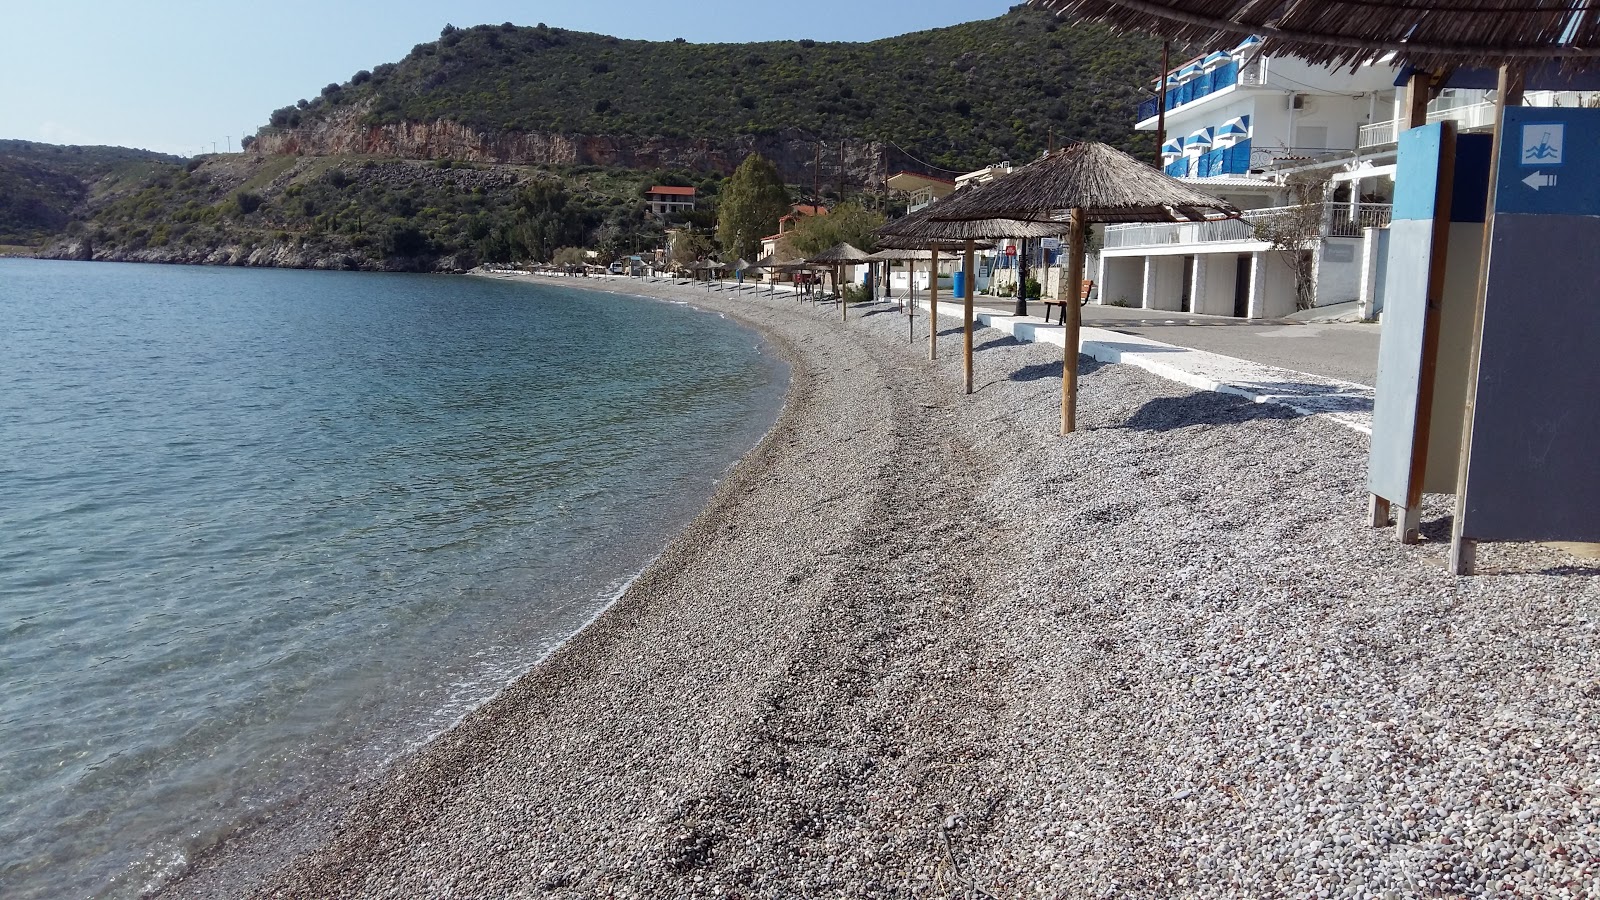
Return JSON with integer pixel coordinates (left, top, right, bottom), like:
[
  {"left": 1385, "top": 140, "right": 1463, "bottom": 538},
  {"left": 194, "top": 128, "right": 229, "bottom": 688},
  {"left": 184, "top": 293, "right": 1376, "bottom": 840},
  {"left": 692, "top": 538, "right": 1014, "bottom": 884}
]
[
  {"left": 1137, "top": 61, "right": 1239, "bottom": 121},
  {"left": 1165, "top": 139, "right": 1254, "bottom": 178},
  {"left": 1330, "top": 202, "right": 1393, "bottom": 237},
  {"left": 1357, "top": 99, "right": 1501, "bottom": 148},
  {"left": 1102, "top": 202, "right": 1392, "bottom": 250}
]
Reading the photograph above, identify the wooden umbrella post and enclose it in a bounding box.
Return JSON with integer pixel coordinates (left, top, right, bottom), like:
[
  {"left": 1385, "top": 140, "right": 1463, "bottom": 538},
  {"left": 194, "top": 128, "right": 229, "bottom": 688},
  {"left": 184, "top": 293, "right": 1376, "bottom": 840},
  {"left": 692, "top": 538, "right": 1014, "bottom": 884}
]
[
  {"left": 840, "top": 264, "right": 847, "bottom": 322},
  {"left": 963, "top": 239, "right": 976, "bottom": 394},
  {"left": 928, "top": 247, "right": 939, "bottom": 360},
  {"left": 1062, "top": 208, "right": 1086, "bottom": 435}
]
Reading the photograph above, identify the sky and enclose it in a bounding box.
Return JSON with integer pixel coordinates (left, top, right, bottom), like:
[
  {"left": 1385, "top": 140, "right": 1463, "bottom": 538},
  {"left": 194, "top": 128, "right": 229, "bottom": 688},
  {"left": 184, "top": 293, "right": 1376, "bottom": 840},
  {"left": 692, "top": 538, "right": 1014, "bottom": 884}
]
[{"left": 1, "top": 0, "right": 1017, "bottom": 158}]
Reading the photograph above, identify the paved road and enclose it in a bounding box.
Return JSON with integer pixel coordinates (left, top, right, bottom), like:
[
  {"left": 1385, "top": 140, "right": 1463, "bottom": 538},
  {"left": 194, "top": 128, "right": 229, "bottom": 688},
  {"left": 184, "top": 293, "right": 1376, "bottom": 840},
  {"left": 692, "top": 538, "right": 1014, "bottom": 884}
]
[{"left": 969, "top": 299, "right": 1382, "bottom": 386}]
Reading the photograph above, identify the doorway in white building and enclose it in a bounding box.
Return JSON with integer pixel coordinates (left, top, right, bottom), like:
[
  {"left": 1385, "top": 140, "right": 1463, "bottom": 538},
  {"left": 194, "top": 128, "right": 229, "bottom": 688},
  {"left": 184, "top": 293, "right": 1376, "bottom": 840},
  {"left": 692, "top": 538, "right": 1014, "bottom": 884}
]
[
  {"left": 1233, "top": 256, "right": 1251, "bottom": 318},
  {"left": 1181, "top": 256, "right": 1195, "bottom": 313}
]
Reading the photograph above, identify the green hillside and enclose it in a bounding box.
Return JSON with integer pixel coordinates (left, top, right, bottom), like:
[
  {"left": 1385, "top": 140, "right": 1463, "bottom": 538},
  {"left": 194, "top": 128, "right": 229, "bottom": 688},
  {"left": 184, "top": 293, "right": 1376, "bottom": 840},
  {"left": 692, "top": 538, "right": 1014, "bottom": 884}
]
[
  {"left": 259, "top": 6, "right": 1161, "bottom": 169},
  {"left": 0, "top": 141, "right": 181, "bottom": 244}
]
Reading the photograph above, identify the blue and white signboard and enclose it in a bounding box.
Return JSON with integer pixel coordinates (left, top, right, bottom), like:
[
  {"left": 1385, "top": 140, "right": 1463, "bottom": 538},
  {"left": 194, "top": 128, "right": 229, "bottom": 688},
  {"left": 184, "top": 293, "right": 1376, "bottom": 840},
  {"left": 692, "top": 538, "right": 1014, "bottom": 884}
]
[{"left": 1457, "top": 106, "right": 1600, "bottom": 545}]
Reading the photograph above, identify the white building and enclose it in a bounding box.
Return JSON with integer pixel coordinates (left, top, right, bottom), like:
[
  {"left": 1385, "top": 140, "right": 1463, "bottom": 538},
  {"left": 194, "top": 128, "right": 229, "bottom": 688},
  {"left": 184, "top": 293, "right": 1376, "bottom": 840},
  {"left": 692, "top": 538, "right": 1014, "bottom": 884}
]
[
  {"left": 1098, "top": 36, "right": 1404, "bottom": 317},
  {"left": 645, "top": 186, "right": 696, "bottom": 218},
  {"left": 1099, "top": 39, "right": 1596, "bottom": 318}
]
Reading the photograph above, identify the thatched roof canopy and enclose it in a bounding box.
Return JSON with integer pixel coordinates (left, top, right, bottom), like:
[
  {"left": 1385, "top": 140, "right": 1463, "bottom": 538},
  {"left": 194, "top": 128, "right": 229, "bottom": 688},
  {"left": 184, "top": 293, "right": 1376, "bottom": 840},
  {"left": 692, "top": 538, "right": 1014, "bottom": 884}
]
[
  {"left": 866, "top": 248, "right": 964, "bottom": 261},
  {"left": 875, "top": 195, "right": 1071, "bottom": 249},
  {"left": 926, "top": 142, "right": 1238, "bottom": 225},
  {"left": 1033, "top": 0, "right": 1600, "bottom": 73},
  {"left": 807, "top": 242, "right": 874, "bottom": 264}
]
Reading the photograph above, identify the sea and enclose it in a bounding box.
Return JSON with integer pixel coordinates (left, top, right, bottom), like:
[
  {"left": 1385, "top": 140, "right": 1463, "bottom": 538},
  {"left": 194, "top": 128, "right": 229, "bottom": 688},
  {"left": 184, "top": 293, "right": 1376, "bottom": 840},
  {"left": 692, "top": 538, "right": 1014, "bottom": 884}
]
[{"left": 0, "top": 260, "right": 787, "bottom": 898}]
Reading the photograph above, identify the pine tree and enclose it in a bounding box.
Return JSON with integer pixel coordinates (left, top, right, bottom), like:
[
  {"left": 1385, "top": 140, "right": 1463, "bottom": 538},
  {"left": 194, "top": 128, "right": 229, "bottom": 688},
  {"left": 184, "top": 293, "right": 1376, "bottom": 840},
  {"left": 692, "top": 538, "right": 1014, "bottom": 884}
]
[{"left": 715, "top": 154, "right": 790, "bottom": 262}]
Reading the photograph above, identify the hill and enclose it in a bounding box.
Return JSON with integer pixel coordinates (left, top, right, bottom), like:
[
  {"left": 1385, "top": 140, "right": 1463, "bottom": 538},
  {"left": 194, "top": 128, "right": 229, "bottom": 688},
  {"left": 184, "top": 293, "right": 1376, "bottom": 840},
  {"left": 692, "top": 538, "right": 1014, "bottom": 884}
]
[
  {"left": 9, "top": 7, "right": 1168, "bottom": 270},
  {"left": 251, "top": 6, "right": 1162, "bottom": 179},
  {"left": 0, "top": 141, "right": 181, "bottom": 245}
]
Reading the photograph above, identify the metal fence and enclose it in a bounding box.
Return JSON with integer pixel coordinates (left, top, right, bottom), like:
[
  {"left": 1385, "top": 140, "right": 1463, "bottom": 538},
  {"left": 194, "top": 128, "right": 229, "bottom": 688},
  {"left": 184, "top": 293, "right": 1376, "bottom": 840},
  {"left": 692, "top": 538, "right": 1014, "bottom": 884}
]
[{"left": 1102, "top": 203, "right": 1392, "bottom": 250}]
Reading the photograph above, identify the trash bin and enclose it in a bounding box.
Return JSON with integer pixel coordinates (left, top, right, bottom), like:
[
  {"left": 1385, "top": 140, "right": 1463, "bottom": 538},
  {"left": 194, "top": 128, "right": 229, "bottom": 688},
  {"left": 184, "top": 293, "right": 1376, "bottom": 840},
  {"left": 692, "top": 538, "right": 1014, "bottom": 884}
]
[{"left": 953, "top": 270, "right": 966, "bottom": 298}]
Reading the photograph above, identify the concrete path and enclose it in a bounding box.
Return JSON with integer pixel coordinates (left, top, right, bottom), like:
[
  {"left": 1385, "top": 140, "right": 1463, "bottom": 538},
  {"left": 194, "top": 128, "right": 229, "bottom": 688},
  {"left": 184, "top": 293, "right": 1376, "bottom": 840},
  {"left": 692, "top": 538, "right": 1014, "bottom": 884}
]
[{"left": 914, "top": 298, "right": 1376, "bottom": 435}]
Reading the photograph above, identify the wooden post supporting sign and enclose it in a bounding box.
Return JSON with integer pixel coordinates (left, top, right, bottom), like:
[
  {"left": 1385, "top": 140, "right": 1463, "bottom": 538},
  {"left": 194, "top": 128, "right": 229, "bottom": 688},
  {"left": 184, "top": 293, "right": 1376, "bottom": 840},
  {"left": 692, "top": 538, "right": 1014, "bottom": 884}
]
[
  {"left": 1061, "top": 208, "right": 1086, "bottom": 434},
  {"left": 963, "top": 240, "right": 976, "bottom": 394}
]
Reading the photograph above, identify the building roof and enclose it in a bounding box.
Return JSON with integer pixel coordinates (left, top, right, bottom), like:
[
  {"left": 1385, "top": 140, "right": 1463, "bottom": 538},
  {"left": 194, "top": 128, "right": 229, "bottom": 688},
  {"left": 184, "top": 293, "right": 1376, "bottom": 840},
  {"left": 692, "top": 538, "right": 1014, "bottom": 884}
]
[
  {"left": 648, "top": 186, "right": 696, "bottom": 196},
  {"left": 790, "top": 204, "right": 828, "bottom": 217},
  {"left": 887, "top": 171, "right": 957, "bottom": 192}
]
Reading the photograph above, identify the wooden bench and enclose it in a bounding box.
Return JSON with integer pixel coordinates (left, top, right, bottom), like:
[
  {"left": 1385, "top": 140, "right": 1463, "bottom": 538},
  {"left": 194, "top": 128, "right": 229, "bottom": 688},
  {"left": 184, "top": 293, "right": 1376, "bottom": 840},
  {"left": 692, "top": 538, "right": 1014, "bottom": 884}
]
[{"left": 1038, "top": 280, "right": 1095, "bottom": 324}]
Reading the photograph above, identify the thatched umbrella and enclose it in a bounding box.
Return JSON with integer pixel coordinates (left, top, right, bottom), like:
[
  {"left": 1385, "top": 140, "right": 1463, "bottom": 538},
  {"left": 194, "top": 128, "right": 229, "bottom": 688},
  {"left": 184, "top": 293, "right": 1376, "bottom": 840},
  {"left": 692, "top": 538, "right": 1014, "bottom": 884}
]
[
  {"left": 926, "top": 142, "right": 1238, "bottom": 433},
  {"left": 878, "top": 198, "right": 1073, "bottom": 391},
  {"left": 867, "top": 247, "right": 964, "bottom": 342},
  {"left": 1032, "top": 0, "right": 1600, "bottom": 73},
  {"left": 806, "top": 242, "right": 875, "bottom": 322}
]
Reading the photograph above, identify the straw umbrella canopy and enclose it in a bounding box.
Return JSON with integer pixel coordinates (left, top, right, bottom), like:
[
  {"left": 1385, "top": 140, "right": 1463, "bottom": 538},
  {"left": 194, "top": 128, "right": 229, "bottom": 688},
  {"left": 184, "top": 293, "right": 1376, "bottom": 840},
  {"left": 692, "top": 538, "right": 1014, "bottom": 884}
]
[
  {"left": 1031, "top": 0, "right": 1600, "bottom": 74},
  {"left": 806, "top": 242, "right": 875, "bottom": 322},
  {"left": 926, "top": 142, "right": 1238, "bottom": 434},
  {"left": 876, "top": 194, "right": 1075, "bottom": 391}
]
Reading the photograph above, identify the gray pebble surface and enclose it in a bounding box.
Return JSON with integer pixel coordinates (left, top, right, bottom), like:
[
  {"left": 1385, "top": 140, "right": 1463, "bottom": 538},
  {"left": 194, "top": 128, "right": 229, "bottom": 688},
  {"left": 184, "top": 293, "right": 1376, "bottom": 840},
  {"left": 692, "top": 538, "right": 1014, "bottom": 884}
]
[{"left": 170, "top": 277, "right": 1599, "bottom": 899}]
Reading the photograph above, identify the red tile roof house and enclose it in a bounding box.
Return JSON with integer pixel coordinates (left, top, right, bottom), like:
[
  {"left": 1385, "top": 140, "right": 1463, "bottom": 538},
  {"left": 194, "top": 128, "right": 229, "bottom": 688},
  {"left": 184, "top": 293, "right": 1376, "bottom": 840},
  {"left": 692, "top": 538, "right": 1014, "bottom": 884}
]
[{"left": 645, "top": 186, "right": 696, "bottom": 217}]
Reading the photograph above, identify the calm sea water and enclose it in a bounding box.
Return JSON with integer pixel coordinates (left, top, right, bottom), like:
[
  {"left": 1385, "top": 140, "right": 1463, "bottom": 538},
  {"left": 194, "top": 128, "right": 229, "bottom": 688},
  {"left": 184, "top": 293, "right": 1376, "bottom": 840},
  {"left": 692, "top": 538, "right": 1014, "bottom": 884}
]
[{"left": 0, "top": 260, "right": 786, "bottom": 898}]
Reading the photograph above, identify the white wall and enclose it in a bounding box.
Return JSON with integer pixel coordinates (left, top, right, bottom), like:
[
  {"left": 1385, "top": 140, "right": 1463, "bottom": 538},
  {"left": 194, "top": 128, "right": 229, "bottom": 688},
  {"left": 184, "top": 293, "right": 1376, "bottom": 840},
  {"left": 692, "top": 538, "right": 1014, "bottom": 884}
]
[
  {"left": 1192, "top": 253, "right": 1240, "bottom": 316},
  {"left": 1313, "top": 237, "right": 1364, "bottom": 305},
  {"left": 1145, "top": 256, "right": 1186, "bottom": 311},
  {"left": 1100, "top": 256, "right": 1144, "bottom": 307},
  {"left": 1254, "top": 251, "right": 1300, "bottom": 318}
]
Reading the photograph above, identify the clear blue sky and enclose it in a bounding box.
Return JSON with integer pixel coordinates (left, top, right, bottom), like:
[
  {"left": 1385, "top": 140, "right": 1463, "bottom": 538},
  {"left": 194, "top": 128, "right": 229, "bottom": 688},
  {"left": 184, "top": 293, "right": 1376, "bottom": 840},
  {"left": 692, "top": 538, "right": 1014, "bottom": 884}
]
[{"left": 1, "top": 0, "right": 1018, "bottom": 157}]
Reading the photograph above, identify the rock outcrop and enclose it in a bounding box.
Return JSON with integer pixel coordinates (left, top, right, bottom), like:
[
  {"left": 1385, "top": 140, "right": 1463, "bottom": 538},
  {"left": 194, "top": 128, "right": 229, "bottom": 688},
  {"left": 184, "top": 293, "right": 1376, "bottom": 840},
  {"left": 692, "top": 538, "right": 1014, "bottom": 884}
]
[
  {"left": 252, "top": 106, "right": 892, "bottom": 186},
  {"left": 36, "top": 239, "right": 476, "bottom": 274}
]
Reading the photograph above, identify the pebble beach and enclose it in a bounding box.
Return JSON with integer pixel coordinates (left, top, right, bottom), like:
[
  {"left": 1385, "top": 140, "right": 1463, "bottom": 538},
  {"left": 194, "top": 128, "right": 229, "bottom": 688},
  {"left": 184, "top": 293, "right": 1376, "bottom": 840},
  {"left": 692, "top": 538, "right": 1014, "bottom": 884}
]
[{"left": 170, "top": 274, "right": 1600, "bottom": 899}]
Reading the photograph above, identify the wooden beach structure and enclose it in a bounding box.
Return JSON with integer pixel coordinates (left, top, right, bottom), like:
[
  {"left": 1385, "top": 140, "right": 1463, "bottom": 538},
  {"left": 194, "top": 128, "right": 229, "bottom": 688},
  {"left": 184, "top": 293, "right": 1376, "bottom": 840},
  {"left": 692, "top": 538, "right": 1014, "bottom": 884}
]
[
  {"left": 1031, "top": 0, "right": 1600, "bottom": 572},
  {"left": 806, "top": 243, "right": 875, "bottom": 322},
  {"left": 876, "top": 201, "right": 1068, "bottom": 390},
  {"left": 864, "top": 247, "right": 961, "bottom": 343},
  {"left": 924, "top": 141, "right": 1237, "bottom": 431}
]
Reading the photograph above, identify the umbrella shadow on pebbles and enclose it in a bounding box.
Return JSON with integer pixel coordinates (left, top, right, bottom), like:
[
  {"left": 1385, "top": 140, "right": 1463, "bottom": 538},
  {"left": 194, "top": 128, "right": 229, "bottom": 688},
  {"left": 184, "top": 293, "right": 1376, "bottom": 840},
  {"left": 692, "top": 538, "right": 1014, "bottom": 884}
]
[
  {"left": 1007, "top": 356, "right": 1108, "bottom": 383},
  {"left": 1121, "top": 391, "right": 1302, "bottom": 432}
]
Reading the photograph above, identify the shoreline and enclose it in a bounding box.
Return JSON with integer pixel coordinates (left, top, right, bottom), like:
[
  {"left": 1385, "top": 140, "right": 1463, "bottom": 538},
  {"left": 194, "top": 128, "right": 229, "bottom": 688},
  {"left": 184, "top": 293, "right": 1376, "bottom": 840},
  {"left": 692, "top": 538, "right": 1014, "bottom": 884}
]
[{"left": 169, "top": 273, "right": 1599, "bottom": 898}]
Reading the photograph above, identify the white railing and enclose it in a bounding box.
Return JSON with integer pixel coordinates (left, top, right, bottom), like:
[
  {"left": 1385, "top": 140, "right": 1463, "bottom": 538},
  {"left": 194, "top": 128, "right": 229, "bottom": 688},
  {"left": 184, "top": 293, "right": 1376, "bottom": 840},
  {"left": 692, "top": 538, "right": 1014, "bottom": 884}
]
[
  {"left": 1431, "top": 99, "right": 1497, "bottom": 131},
  {"left": 1357, "top": 119, "right": 1398, "bottom": 148},
  {"left": 1330, "top": 203, "right": 1393, "bottom": 237},
  {"left": 1102, "top": 203, "right": 1392, "bottom": 250},
  {"left": 1357, "top": 100, "right": 1501, "bottom": 148}
]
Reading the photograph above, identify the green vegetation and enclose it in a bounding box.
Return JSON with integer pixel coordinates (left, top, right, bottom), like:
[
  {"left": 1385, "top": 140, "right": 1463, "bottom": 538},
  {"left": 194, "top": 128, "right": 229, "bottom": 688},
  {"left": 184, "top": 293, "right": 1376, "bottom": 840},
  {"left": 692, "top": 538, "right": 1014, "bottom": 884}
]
[
  {"left": 716, "top": 154, "right": 790, "bottom": 262},
  {"left": 265, "top": 6, "right": 1162, "bottom": 169},
  {"left": 787, "top": 203, "right": 886, "bottom": 256},
  {"left": 4, "top": 7, "right": 1172, "bottom": 269},
  {"left": 0, "top": 140, "right": 182, "bottom": 244},
  {"left": 23, "top": 152, "right": 685, "bottom": 270}
]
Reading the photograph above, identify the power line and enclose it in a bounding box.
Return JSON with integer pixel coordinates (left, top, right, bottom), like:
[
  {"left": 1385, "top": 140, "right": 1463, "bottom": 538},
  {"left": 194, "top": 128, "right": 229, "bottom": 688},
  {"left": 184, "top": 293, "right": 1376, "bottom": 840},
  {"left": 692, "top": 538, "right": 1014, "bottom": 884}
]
[{"left": 882, "top": 140, "right": 969, "bottom": 175}]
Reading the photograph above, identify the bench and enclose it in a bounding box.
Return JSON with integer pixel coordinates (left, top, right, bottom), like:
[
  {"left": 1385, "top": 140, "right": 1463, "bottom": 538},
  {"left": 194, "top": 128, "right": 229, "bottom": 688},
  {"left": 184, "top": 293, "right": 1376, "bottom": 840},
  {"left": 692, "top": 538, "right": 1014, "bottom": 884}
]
[{"left": 1038, "top": 280, "right": 1095, "bottom": 324}]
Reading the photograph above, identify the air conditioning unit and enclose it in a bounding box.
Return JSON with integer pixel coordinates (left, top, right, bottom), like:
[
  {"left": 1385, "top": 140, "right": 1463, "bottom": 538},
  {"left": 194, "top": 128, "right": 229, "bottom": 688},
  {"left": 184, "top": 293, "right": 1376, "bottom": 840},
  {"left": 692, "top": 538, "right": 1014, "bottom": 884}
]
[{"left": 1290, "top": 94, "right": 1306, "bottom": 110}]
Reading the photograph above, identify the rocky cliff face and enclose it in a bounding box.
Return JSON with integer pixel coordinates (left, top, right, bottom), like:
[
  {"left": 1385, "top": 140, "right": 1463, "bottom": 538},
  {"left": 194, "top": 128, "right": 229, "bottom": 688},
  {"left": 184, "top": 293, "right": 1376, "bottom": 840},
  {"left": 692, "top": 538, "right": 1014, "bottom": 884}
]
[
  {"left": 36, "top": 239, "right": 476, "bottom": 274},
  {"left": 253, "top": 106, "right": 893, "bottom": 186}
]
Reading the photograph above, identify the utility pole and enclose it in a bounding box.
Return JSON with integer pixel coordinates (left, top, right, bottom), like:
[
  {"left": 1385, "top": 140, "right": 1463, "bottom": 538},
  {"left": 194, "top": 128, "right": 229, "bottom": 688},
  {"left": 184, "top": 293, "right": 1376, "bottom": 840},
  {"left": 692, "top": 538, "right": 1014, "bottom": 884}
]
[
  {"left": 813, "top": 142, "right": 821, "bottom": 208},
  {"left": 1156, "top": 41, "right": 1170, "bottom": 167},
  {"left": 837, "top": 140, "right": 846, "bottom": 203},
  {"left": 1014, "top": 237, "right": 1030, "bottom": 317}
]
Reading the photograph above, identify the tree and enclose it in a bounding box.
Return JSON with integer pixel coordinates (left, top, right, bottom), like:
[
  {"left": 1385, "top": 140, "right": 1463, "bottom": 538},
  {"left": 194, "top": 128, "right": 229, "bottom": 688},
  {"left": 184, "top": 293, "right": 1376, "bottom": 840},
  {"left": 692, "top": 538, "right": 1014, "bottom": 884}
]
[
  {"left": 669, "top": 228, "right": 714, "bottom": 268},
  {"left": 716, "top": 153, "right": 789, "bottom": 262},
  {"left": 1253, "top": 172, "right": 1328, "bottom": 310},
  {"left": 786, "top": 202, "right": 885, "bottom": 257}
]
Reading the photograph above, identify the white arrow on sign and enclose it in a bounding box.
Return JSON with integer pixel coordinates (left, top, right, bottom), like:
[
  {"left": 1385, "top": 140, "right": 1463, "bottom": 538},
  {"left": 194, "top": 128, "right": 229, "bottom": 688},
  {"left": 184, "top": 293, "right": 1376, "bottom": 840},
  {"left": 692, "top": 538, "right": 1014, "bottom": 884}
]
[{"left": 1523, "top": 170, "right": 1559, "bottom": 190}]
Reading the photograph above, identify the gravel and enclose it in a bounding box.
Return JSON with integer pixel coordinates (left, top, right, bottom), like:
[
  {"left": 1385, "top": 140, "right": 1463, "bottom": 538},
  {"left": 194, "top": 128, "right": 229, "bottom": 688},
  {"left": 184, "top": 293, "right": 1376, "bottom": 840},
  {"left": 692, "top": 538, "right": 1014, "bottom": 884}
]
[{"left": 168, "top": 276, "right": 1600, "bottom": 899}]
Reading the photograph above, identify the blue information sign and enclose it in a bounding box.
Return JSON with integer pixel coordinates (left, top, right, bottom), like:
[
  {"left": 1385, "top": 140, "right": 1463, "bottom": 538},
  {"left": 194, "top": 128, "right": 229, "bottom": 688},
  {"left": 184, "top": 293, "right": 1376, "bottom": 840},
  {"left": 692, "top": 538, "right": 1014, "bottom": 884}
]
[{"left": 1495, "top": 107, "right": 1600, "bottom": 216}]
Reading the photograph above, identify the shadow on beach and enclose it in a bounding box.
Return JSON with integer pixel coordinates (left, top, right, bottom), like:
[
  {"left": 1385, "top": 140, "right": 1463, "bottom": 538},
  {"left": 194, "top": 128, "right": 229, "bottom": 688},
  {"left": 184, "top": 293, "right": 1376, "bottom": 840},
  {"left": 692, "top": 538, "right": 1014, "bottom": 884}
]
[{"left": 1120, "top": 391, "right": 1302, "bottom": 432}]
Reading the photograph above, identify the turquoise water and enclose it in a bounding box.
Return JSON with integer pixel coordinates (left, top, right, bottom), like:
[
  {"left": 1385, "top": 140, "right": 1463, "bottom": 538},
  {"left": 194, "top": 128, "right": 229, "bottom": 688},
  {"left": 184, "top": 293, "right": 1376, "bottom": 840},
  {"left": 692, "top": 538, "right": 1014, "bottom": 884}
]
[{"left": 0, "top": 260, "right": 786, "bottom": 898}]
